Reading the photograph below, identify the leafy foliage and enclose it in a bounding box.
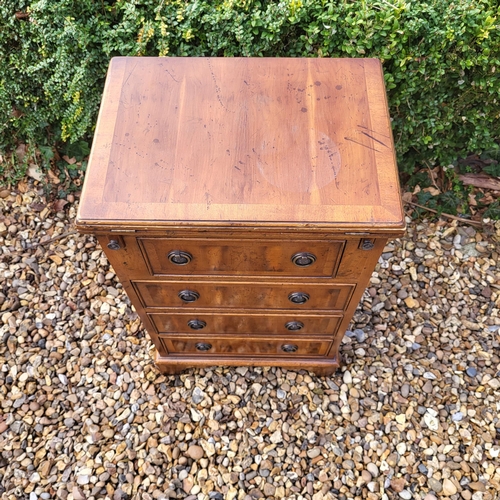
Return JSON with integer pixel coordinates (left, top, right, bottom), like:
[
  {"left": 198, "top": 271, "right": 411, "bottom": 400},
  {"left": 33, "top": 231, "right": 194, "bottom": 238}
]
[
  {"left": 484, "top": 163, "right": 500, "bottom": 177},
  {"left": 1, "top": 0, "right": 499, "bottom": 182},
  {"left": 484, "top": 201, "right": 500, "bottom": 219}
]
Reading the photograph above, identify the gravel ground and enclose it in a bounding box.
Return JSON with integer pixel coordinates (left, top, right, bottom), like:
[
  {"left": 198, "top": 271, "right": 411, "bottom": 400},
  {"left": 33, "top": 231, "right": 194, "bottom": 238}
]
[{"left": 1, "top": 186, "right": 500, "bottom": 500}]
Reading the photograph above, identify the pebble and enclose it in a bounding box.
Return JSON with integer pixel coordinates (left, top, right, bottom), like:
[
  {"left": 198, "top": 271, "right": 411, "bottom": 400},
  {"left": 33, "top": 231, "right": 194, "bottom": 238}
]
[
  {"left": 423, "top": 412, "right": 439, "bottom": 431},
  {"left": 390, "top": 478, "right": 406, "bottom": 492},
  {"left": 401, "top": 384, "right": 410, "bottom": 397},
  {"left": 307, "top": 448, "right": 321, "bottom": 459},
  {"left": 186, "top": 445, "right": 204, "bottom": 460},
  {"left": 343, "top": 370, "right": 352, "bottom": 384},
  {"left": 353, "top": 328, "right": 366, "bottom": 342},
  {"left": 442, "top": 478, "right": 458, "bottom": 496},
  {"left": 192, "top": 387, "right": 205, "bottom": 404},
  {"left": 422, "top": 380, "right": 433, "bottom": 393},
  {"left": 418, "top": 464, "right": 428, "bottom": 474},
  {"left": 1, "top": 189, "right": 499, "bottom": 500},
  {"left": 72, "top": 487, "right": 86, "bottom": 500},
  {"left": 428, "top": 478, "right": 443, "bottom": 493},
  {"left": 367, "top": 463, "right": 379, "bottom": 478}
]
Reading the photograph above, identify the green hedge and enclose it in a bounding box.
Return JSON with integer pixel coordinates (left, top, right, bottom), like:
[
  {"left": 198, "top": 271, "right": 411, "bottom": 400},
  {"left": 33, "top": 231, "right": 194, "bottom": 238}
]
[{"left": 1, "top": 0, "right": 499, "bottom": 180}]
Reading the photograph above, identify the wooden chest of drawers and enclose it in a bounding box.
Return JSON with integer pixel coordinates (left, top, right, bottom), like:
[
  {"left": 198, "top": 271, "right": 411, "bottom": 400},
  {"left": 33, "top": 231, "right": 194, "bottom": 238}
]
[{"left": 76, "top": 57, "right": 405, "bottom": 376}]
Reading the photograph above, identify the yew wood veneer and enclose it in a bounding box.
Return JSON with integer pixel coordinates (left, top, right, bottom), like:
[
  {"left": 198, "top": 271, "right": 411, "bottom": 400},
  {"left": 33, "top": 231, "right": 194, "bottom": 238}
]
[{"left": 76, "top": 57, "right": 405, "bottom": 376}]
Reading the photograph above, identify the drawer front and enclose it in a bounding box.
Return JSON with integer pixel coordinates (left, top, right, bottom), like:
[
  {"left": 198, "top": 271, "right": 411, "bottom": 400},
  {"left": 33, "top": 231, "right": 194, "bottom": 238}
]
[
  {"left": 149, "top": 312, "right": 342, "bottom": 335},
  {"left": 133, "top": 280, "right": 355, "bottom": 311},
  {"left": 159, "top": 335, "right": 332, "bottom": 357},
  {"left": 138, "top": 238, "right": 344, "bottom": 277}
]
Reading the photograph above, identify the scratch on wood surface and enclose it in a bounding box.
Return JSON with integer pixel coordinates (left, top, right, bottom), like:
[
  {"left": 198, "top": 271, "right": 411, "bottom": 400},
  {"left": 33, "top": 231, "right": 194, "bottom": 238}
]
[
  {"left": 165, "top": 68, "right": 179, "bottom": 83},
  {"left": 207, "top": 58, "right": 232, "bottom": 112},
  {"left": 123, "top": 63, "right": 138, "bottom": 87},
  {"left": 317, "top": 134, "right": 341, "bottom": 189},
  {"left": 344, "top": 136, "right": 381, "bottom": 153},
  {"left": 360, "top": 131, "right": 390, "bottom": 149},
  {"left": 357, "top": 124, "right": 391, "bottom": 139}
]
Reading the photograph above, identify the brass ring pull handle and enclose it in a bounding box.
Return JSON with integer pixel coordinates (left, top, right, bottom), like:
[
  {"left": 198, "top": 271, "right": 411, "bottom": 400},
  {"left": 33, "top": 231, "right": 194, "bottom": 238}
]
[
  {"left": 168, "top": 250, "right": 192, "bottom": 265},
  {"left": 195, "top": 342, "right": 212, "bottom": 351},
  {"left": 178, "top": 290, "right": 200, "bottom": 302},
  {"left": 291, "top": 252, "right": 316, "bottom": 267},
  {"left": 285, "top": 321, "right": 304, "bottom": 331},
  {"left": 188, "top": 319, "right": 206, "bottom": 330},
  {"left": 107, "top": 240, "right": 121, "bottom": 250},
  {"left": 288, "top": 292, "right": 310, "bottom": 305},
  {"left": 281, "top": 344, "right": 299, "bottom": 353}
]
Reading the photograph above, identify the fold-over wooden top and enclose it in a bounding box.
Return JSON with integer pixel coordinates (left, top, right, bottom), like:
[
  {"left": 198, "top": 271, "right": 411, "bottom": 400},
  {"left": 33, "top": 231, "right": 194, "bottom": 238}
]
[{"left": 77, "top": 57, "right": 404, "bottom": 231}]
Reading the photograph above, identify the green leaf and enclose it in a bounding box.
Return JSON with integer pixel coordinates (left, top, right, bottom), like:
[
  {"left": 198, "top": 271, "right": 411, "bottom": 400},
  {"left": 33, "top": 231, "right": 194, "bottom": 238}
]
[
  {"left": 484, "top": 163, "right": 500, "bottom": 177},
  {"left": 64, "top": 141, "right": 90, "bottom": 161}
]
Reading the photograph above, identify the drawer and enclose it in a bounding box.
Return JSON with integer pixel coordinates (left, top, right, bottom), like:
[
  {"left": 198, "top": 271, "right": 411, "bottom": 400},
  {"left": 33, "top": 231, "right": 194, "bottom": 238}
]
[
  {"left": 158, "top": 335, "right": 333, "bottom": 357},
  {"left": 148, "top": 311, "right": 342, "bottom": 335},
  {"left": 137, "top": 238, "right": 345, "bottom": 277},
  {"left": 133, "top": 280, "right": 355, "bottom": 311}
]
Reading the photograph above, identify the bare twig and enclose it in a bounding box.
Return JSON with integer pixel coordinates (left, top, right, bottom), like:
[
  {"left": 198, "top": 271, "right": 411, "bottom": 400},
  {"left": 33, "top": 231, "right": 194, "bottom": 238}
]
[
  {"left": 423, "top": 160, "right": 440, "bottom": 191},
  {"left": 36, "top": 230, "right": 78, "bottom": 247},
  {"left": 405, "top": 201, "right": 484, "bottom": 227},
  {"left": 5, "top": 229, "right": 81, "bottom": 257}
]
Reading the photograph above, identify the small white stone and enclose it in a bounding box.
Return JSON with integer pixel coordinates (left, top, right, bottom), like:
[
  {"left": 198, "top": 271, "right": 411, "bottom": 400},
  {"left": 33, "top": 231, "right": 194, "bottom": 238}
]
[
  {"left": 380, "top": 461, "right": 390, "bottom": 472},
  {"left": 277, "top": 389, "right": 286, "bottom": 399},
  {"left": 396, "top": 443, "right": 407, "bottom": 454},
  {"left": 235, "top": 367, "right": 248, "bottom": 376},
  {"left": 367, "top": 463, "right": 379, "bottom": 478},
  {"left": 99, "top": 302, "right": 110, "bottom": 314},
  {"left": 489, "top": 446, "right": 500, "bottom": 458},
  {"left": 424, "top": 413, "right": 439, "bottom": 431},
  {"left": 343, "top": 370, "right": 352, "bottom": 384},
  {"left": 251, "top": 383, "right": 263, "bottom": 395},
  {"left": 487, "top": 378, "right": 500, "bottom": 389},
  {"left": 270, "top": 430, "right": 282, "bottom": 444},
  {"left": 200, "top": 439, "right": 216, "bottom": 457},
  {"left": 76, "top": 475, "right": 89, "bottom": 485},
  {"left": 190, "top": 408, "right": 203, "bottom": 422}
]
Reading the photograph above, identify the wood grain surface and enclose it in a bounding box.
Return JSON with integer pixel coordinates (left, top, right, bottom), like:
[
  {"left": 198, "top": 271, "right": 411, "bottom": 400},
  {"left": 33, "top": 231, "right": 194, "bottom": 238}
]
[
  {"left": 76, "top": 57, "right": 404, "bottom": 231},
  {"left": 158, "top": 335, "right": 333, "bottom": 357},
  {"left": 138, "top": 237, "right": 344, "bottom": 277},
  {"left": 148, "top": 311, "right": 342, "bottom": 335},
  {"left": 132, "top": 280, "right": 355, "bottom": 311}
]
